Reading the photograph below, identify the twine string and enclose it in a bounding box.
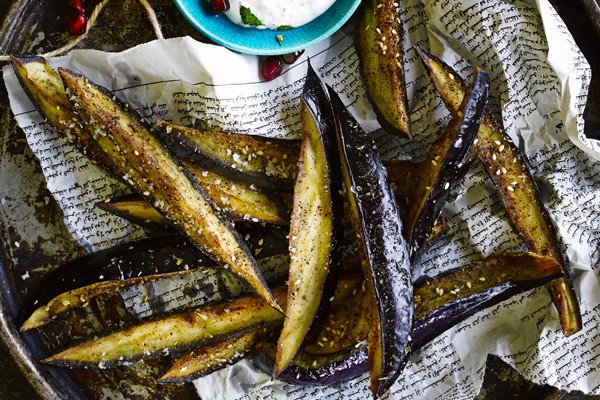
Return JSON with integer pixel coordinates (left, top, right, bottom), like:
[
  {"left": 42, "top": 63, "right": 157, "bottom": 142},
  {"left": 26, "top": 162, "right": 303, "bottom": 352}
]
[{"left": 0, "top": 0, "right": 164, "bottom": 62}]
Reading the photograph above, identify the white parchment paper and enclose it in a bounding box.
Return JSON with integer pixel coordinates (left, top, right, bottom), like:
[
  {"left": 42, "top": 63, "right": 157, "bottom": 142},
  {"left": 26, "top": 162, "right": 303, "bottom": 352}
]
[{"left": 3, "top": 0, "right": 600, "bottom": 398}]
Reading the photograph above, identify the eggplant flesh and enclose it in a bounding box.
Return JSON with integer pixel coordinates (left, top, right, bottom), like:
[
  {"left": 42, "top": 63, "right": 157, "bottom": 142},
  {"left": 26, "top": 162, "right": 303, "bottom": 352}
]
[
  {"left": 273, "top": 64, "right": 344, "bottom": 375},
  {"left": 329, "top": 86, "right": 412, "bottom": 397},
  {"left": 10, "top": 56, "right": 115, "bottom": 172},
  {"left": 415, "top": 46, "right": 581, "bottom": 336},
  {"left": 59, "top": 69, "right": 281, "bottom": 313}
]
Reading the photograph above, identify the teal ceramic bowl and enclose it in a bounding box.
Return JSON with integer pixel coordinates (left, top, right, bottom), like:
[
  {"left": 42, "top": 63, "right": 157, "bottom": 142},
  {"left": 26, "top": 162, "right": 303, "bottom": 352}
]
[{"left": 173, "top": 0, "right": 362, "bottom": 55}]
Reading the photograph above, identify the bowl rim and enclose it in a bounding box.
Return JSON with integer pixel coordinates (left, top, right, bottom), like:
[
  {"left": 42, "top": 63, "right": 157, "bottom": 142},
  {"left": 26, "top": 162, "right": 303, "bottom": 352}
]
[{"left": 172, "top": 0, "right": 362, "bottom": 55}]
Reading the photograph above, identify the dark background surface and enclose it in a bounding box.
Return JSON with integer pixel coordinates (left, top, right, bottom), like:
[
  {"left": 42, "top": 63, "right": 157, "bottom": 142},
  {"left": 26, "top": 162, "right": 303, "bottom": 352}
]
[{"left": 0, "top": 0, "right": 599, "bottom": 399}]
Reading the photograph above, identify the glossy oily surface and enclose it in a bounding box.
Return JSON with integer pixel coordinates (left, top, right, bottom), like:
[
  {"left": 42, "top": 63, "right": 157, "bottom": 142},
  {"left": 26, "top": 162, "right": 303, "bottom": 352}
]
[{"left": 173, "top": 0, "right": 361, "bottom": 55}]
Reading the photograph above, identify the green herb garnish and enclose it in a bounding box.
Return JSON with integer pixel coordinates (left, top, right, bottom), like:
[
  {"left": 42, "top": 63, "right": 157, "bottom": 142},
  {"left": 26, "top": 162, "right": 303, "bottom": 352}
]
[
  {"left": 240, "top": 6, "right": 263, "bottom": 26},
  {"left": 277, "top": 25, "right": 293, "bottom": 31},
  {"left": 276, "top": 34, "right": 284, "bottom": 45}
]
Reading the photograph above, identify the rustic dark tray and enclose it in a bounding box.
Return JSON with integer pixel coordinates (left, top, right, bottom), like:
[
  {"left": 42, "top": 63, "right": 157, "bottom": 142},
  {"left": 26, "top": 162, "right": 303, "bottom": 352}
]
[{"left": 0, "top": 0, "right": 598, "bottom": 399}]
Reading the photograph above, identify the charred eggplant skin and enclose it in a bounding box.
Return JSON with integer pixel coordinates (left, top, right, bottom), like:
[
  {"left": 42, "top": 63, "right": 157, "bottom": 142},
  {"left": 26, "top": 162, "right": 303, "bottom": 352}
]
[
  {"left": 254, "top": 342, "right": 368, "bottom": 387},
  {"left": 23, "top": 235, "right": 207, "bottom": 318},
  {"left": 415, "top": 46, "right": 581, "bottom": 336},
  {"left": 409, "top": 70, "right": 490, "bottom": 262},
  {"left": 273, "top": 63, "right": 344, "bottom": 375},
  {"left": 329, "top": 86, "right": 413, "bottom": 396}
]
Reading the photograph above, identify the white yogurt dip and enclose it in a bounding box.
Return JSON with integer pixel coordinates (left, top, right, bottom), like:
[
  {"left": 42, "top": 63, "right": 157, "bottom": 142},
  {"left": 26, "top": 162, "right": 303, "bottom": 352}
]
[{"left": 224, "top": 0, "right": 337, "bottom": 29}]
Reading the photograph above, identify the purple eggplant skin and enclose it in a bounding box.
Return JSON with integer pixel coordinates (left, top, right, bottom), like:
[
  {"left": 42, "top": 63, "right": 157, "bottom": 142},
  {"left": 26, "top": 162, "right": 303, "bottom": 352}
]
[
  {"left": 409, "top": 70, "right": 490, "bottom": 263},
  {"left": 258, "top": 268, "right": 562, "bottom": 387},
  {"left": 254, "top": 343, "right": 368, "bottom": 387},
  {"left": 328, "top": 85, "right": 413, "bottom": 397},
  {"left": 411, "top": 271, "right": 562, "bottom": 350},
  {"left": 22, "top": 235, "right": 207, "bottom": 318}
]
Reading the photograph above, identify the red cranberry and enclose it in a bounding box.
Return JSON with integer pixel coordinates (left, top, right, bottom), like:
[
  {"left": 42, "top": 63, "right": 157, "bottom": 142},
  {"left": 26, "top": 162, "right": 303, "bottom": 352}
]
[
  {"left": 210, "top": 0, "right": 230, "bottom": 14},
  {"left": 260, "top": 56, "right": 283, "bottom": 81},
  {"left": 67, "top": 13, "right": 88, "bottom": 36},
  {"left": 281, "top": 50, "right": 305, "bottom": 65}
]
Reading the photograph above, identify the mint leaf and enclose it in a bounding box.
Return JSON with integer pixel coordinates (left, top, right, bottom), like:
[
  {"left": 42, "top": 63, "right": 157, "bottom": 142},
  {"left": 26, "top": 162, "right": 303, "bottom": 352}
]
[
  {"left": 277, "top": 25, "right": 293, "bottom": 31},
  {"left": 240, "top": 6, "right": 263, "bottom": 26}
]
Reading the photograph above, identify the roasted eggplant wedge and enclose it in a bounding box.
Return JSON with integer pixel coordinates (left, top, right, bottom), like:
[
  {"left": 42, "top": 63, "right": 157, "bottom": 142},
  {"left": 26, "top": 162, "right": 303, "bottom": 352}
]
[
  {"left": 158, "top": 330, "right": 261, "bottom": 383},
  {"left": 24, "top": 235, "right": 210, "bottom": 313},
  {"left": 355, "top": 0, "right": 411, "bottom": 138},
  {"left": 404, "top": 70, "right": 489, "bottom": 262},
  {"left": 412, "top": 252, "right": 562, "bottom": 348},
  {"left": 273, "top": 64, "right": 344, "bottom": 375},
  {"left": 97, "top": 193, "right": 169, "bottom": 227},
  {"left": 22, "top": 270, "right": 191, "bottom": 331},
  {"left": 59, "top": 69, "right": 281, "bottom": 313},
  {"left": 415, "top": 46, "right": 581, "bottom": 336},
  {"left": 155, "top": 120, "right": 299, "bottom": 183},
  {"left": 256, "top": 252, "right": 562, "bottom": 387},
  {"left": 329, "top": 86, "right": 412, "bottom": 396}
]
